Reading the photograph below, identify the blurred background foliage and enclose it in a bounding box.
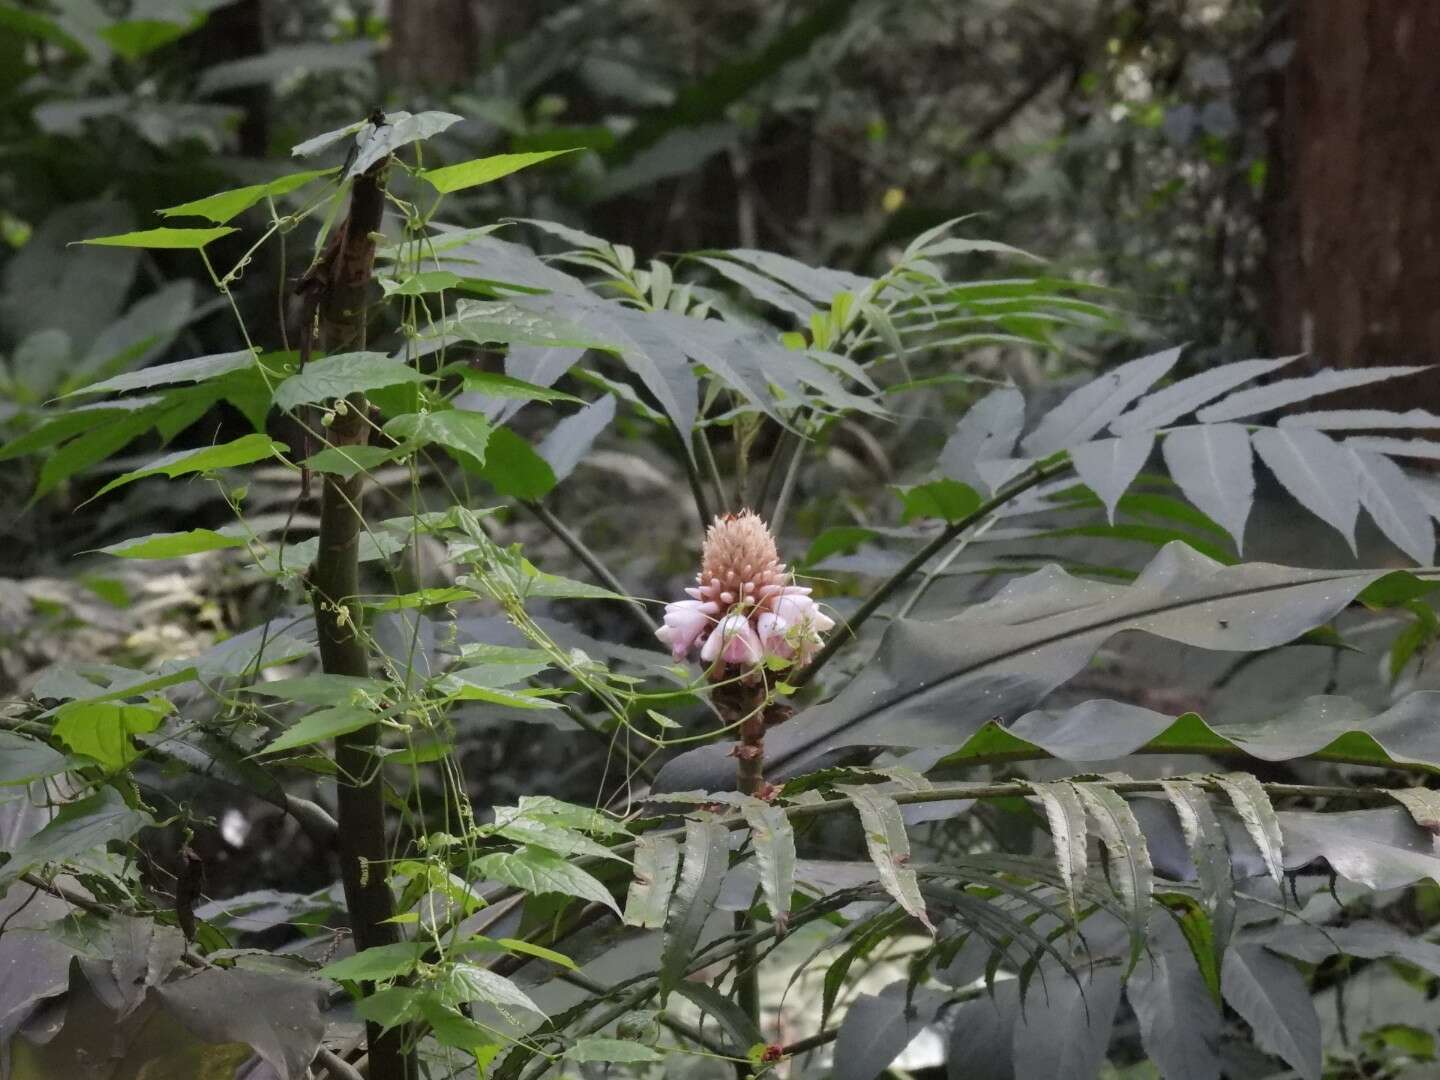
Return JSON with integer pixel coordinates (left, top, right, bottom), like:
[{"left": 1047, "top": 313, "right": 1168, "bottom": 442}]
[{"left": 0, "top": 0, "right": 1303, "bottom": 567}]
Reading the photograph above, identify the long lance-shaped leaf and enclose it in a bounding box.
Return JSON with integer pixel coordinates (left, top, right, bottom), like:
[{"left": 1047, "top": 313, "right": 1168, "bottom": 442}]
[
  {"left": 673, "top": 981, "right": 763, "bottom": 1054},
  {"left": 1030, "top": 782, "right": 1088, "bottom": 921},
  {"left": 945, "top": 690, "right": 1440, "bottom": 775},
  {"left": 660, "top": 818, "right": 728, "bottom": 1001},
  {"left": 1021, "top": 345, "right": 1181, "bottom": 456},
  {"left": 653, "top": 546, "right": 1440, "bottom": 792},
  {"left": 739, "top": 796, "right": 795, "bottom": 931},
  {"left": 820, "top": 912, "right": 908, "bottom": 1028},
  {"left": 1211, "top": 772, "right": 1284, "bottom": 887},
  {"left": 1221, "top": 945, "right": 1322, "bottom": 1080},
  {"left": 1348, "top": 447, "right": 1436, "bottom": 565},
  {"left": 1251, "top": 426, "right": 1360, "bottom": 553},
  {"left": 623, "top": 834, "right": 680, "bottom": 929},
  {"left": 1196, "top": 365, "right": 1427, "bottom": 423},
  {"left": 1162, "top": 423, "right": 1254, "bottom": 551},
  {"left": 836, "top": 785, "right": 934, "bottom": 932},
  {"left": 1074, "top": 783, "right": 1152, "bottom": 970},
  {"left": 1111, "top": 355, "right": 1297, "bottom": 433},
  {"left": 1160, "top": 780, "right": 1234, "bottom": 985}
]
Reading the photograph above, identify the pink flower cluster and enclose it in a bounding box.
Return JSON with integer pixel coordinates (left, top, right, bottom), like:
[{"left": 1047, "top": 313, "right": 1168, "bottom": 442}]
[{"left": 656, "top": 510, "right": 833, "bottom": 673}]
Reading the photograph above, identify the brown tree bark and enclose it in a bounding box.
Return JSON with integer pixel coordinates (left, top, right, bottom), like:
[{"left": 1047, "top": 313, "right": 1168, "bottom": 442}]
[
  {"left": 303, "top": 156, "right": 412, "bottom": 1080},
  {"left": 1265, "top": 0, "right": 1440, "bottom": 411}
]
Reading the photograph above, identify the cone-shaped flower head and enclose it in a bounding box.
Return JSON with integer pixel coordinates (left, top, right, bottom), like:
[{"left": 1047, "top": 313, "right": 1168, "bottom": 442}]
[{"left": 656, "top": 509, "right": 832, "bottom": 676}]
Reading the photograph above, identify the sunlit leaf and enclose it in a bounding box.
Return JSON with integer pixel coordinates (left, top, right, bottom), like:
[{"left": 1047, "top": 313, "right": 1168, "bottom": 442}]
[
  {"left": 419, "top": 149, "right": 579, "bottom": 194},
  {"left": 78, "top": 227, "right": 237, "bottom": 249}
]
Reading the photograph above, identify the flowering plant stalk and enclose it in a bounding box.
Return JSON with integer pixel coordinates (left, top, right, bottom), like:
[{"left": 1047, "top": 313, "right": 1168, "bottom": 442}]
[{"left": 656, "top": 509, "right": 834, "bottom": 794}]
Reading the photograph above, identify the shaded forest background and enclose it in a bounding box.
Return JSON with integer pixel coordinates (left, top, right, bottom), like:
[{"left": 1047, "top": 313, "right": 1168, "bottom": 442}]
[{"left": 7, "top": 0, "right": 1437, "bottom": 391}]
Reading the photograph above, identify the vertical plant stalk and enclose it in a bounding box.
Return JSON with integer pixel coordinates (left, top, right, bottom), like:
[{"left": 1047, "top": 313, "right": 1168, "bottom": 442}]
[
  {"left": 303, "top": 156, "right": 411, "bottom": 1080},
  {"left": 714, "top": 677, "right": 772, "bottom": 1066}
]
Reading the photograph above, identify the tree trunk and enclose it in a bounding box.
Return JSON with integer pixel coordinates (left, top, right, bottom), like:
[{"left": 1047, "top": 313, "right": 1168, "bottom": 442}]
[
  {"left": 1265, "top": 0, "right": 1440, "bottom": 412},
  {"left": 305, "top": 157, "right": 412, "bottom": 1080}
]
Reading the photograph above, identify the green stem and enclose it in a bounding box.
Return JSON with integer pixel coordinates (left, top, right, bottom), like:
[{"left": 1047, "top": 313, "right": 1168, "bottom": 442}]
[
  {"left": 522, "top": 499, "right": 657, "bottom": 635},
  {"left": 794, "top": 461, "right": 1069, "bottom": 689}
]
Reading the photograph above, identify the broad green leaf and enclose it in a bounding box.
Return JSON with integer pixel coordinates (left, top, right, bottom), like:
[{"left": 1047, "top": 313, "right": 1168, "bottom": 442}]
[
  {"left": 63, "top": 349, "right": 256, "bottom": 398},
  {"left": 655, "top": 544, "right": 1440, "bottom": 790},
  {"left": 511, "top": 566, "right": 623, "bottom": 601},
  {"left": 458, "top": 936, "right": 576, "bottom": 970},
  {"left": 1211, "top": 772, "right": 1284, "bottom": 887},
  {"left": 437, "top": 963, "right": 545, "bottom": 1016},
  {"left": 418, "top": 150, "right": 578, "bottom": 194},
  {"left": 259, "top": 705, "right": 380, "bottom": 754},
  {"left": 469, "top": 426, "right": 557, "bottom": 500},
  {"left": 1129, "top": 915, "right": 1225, "bottom": 1075},
  {"left": 94, "top": 434, "right": 288, "bottom": 498},
  {"left": 0, "top": 399, "right": 155, "bottom": 463},
  {"left": 740, "top": 797, "right": 795, "bottom": 929},
  {"left": 435, "top": 675, "right": 560, "bottom": 709},
  {"left": 1075, "top": 783, "right": 1152, "bottom": 969},
  {"left": 33, "top": 406, "right": 167, "bottom": 500},
  {"left": 515, "top": 795, "right": 629, "bottom": 836},
  {"left": 1162, "top": 423, "right": 1254, "bottom": 551},
  {"left": 0, "top": 731, "right": 68, "bottom": 786},
  {"left": 660, "top": 817, "right": 729, "bottom": 999},
  {"left": 538, "top": 395, "right": 616, "bottom": 484},
  {"left": 836, "top": 784, "right": 933, "bottom": 932},
  {"left": 1349, "top": 447, "right": 1436, "bottom": 565},
  {"left": 450, "top": 367, "right": 584, "bottom": 403},
  {"left": 937, "top": 385, "right": 1025, "bottom": 493},
  {"left": 305, "top": 444, "right": 404, "bottom": 478},
  {"left": 159, "top": 169, "right": 336, "bottom": 224},
  {"left": 415, "top": 993, "right": 504, "bottom": 1062},
  {"left": 1070, "top": 432, "right": 1155, "bottom": 523},
  {"left": 1031, "top": 781, "right": 1087, "bottom": 921},
  {"left": 802, "top": 526, "right": 879, "bottom": 567},
  {"left": 354, "top": 986, "right": 424, "bottom": 1031},
  {"left": 318, "top": 942, "right": 426, "bottom": 983},
  {"left": 273, "top": 352, "right": 429, "bottom": 411},
  {"left": 52, "top": 699, "right": 168, "bottom": 770},
  {"left": 78, "top": 227, "right": 237, "bottom": 249},
  {"left": 99, "top": 528, "right": 246, "bottom": 559},
  {"left": 1011, "top": 964, "right": 1124, "bottom": 1080},
  {"left": 566, "top": 1038, "right": 661, "bottom": 1064},
  {"left": 243, "top": 675, "right": 387, "bottom": 707},
  {"left": 624, "top": 834, "right": 680, "bottom": 929},
  {"left": 386, "top": 409, "right": 492, "bottom": 464},
  {"left": 380, "top": 270, "right": 465, "bottom": 296},
  {"left": 1250, "top": 427, "right": 1359, "bottom": 552},
  {"left": 1022, "top": 346, "right": 1181, "bottom": 456},
  {"left": 2, "top": 787, "right": 153, "bottom": 885},
  {"left": 895, "top": 478, "right": 981, "bottom": 524},
  {"left": 1221, "top": 945, "right": 1321, "bottom": 1080},
  {"left": 473, "top": 846, "right": 620, "bottom": 915},
  {"left": 441, "top": 299, "right": 614, "bottom": 350},
  {"left": 491, "top": 816, "right": 622, "bottom": 861}
]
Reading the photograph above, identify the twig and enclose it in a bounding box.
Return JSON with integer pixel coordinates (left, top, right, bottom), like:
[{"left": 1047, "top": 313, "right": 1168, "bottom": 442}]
[
  {"left": 794, "top": 462, "right": 1068, "bottom": 688},
  {"left": 522, "top": 499, "right": 657, "bottom": 635},
  {"left": 558, "top": 970, "right": 732, "bottom": 1057},
  {"left": 313, "top": 1046, "right": 366, "bottom": 1080},
  {"left": 679, "top": 435, "right": 714, "bottom": 531}
]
